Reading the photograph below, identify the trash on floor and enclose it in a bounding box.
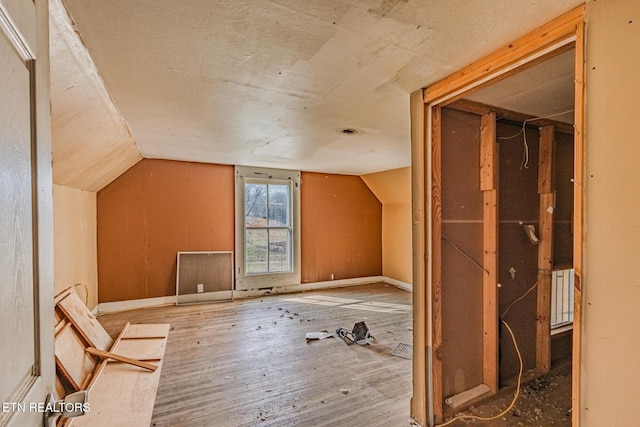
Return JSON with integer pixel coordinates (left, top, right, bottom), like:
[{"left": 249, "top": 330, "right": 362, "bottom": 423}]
[
  {"left": 336, "top": 321, "right": 373, "bottom": 345},
  {"left": 305, "top": 330, "right": 334, "bottom": 342}
]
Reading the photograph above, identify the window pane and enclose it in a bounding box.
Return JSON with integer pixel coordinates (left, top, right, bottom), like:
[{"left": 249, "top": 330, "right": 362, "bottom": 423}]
[
  {"left": 245, "top": 229, "right": 268, "bottom": 274},
  {"left": 245, "top": 183, "right": 267, "bottom": 227},
  {"left": 268, "top": 184, "right": 289, "bottom": 226},
  {"left": 268, "top": 228, "right": 290, "bottom": 272}
]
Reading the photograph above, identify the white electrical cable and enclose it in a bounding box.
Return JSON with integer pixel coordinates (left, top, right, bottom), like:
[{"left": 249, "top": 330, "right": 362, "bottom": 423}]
[
  {"left": 497, "top": 109, "right": 575, "bottom": 170},
  {"left": 435, "top": 319, "right": 523, "bottom": 427}
]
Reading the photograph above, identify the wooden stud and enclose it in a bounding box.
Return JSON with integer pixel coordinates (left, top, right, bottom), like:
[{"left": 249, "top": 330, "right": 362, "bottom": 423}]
[
  {"left": 480, "top": 112, "right": 497, "bottom": 191},
  {"left": 409, "top": 89, "right": 427, "bottom": 425},
  {"left": 572, "top": 20, "right": 585, "bottom": 427},
  {"left": 538, "top": 126, "right": 555, "bottom": 194},
  {"left": 535, "top": 122, "right": 556, "bottom": 375},
  {"left": 481, "top": 112, "right": 498, "bottom": 394},
  {"left": 431, "top": 105, "right": 443, "bottom": 422},
  {"left": 536, "top": 125, "right": 555, "bottom": 374},
  {"left": 536, "top": 191, "right": 555, "bottom": 373},
  {"left": 424, "top": 5, "right": 585, "bottom": 104}
]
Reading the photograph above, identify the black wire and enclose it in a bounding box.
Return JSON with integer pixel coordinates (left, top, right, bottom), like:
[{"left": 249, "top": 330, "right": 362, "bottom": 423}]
[{"left": 441, "top": 234, "right": 489, "bottom": 274}]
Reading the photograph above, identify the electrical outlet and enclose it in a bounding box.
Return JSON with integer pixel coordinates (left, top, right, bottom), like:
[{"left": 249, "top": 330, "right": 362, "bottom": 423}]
[{"left": 197, "top": 283, "right": 204, "bottom": 293}]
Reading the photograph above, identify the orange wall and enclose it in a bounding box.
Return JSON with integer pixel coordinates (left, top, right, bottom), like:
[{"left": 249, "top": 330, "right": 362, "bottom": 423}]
[
  {"left": 300, "top": 172, "right": 382, "bottom": 283},
  {"left": 97, "top": 159, "right": 235, "bottom": 302},
  {"left": 97, "top": 161, "right": 382, "bottom": 302}
]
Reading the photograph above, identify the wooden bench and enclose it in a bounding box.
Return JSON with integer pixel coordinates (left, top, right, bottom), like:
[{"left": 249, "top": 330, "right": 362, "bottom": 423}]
[{"left": 54, "top": 288, "right": 170, "bottom": 426}]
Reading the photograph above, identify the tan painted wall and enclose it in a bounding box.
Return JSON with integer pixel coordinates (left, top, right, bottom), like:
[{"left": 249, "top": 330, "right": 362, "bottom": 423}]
[
  {"left": 361, "top": 167, "right": 412, "bottom": 285},
  {"left": 582, "top": 1, "right": 640, "bottom": 425},
  {"left": 97, "top": 159, "right": 235, "bottom": 302},
  {"left": 53, "top": 184, "right": 98, "bottom": 310},
  {"left": 300, "top": 172, "right": 382, "bottom": 283}
]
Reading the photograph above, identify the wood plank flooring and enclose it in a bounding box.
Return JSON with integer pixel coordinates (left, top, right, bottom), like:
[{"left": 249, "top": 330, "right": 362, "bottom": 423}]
[{"left": 97, "top": 283, "right": 413, "bottom": 426}]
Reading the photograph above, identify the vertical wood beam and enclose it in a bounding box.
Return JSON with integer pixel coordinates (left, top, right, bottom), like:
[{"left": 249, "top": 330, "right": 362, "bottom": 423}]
[
  {"left": 480, "top": 113, "right": 497, "bottom": 191},
  {"left": 572, "top": 20, "right": 585, "bottom": 427},
  {"left": 409, "top": 89, "right": 427, "bottom": 426},
  {"left": 536, "top": 126, "right": 555, "bottom": 374},
  {"left": 431, "top": 106, "right": 443, "bottom": 422},
  {"left": 480, "top": 113, "right": 498, "bottom": 394}
]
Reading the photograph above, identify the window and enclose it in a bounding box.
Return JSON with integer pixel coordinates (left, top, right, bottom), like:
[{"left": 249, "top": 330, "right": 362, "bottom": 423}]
[
  {"left": 244, "top": 180, "right": 292, "bottom": 274},
  {"left": 235, "top": 167, "right": 300, "bottom": 290}
]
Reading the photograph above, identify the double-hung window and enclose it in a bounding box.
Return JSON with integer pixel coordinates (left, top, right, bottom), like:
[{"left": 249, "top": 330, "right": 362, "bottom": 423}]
[{"left": 235, "top": 167, "right": 300, "bottom": 290}]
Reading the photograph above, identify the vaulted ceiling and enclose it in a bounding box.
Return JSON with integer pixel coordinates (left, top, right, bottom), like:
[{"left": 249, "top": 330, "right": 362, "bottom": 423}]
[{"left": 49, "top": 0, "right": 583, "bottom": 191}]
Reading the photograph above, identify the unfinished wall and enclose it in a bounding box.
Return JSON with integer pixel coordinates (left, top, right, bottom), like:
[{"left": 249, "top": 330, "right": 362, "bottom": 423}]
[
  {"left": 440, "top": 108, "right": 485, "bottom": 400},
  {"left": 582, "top": 1, "right": 640, "bottom": 425},
  {"left": 97, "top": 159, "right": 235, "bottom": 302},
  {"left": 300, "top": 172, "right": 382, "bottom": 283},
  {"left": 497, "top": 122, "right": 541, "bottom": 380},
  {"left": 361, "top": 167, "right": 412, "bottom": 285},
  {"left": 53, "top": 185, "right": 98, "bottom": 310}
]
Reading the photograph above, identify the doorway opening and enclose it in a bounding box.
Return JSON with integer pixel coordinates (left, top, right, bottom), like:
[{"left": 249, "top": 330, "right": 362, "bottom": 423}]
[{"left": 410, "top": 5, "right": 584, "bottom": 426}]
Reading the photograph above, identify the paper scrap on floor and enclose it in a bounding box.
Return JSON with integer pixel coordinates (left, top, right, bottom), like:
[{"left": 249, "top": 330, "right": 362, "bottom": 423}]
[{"left": 305, "top": 330, "right": 334, "bottom": 342}]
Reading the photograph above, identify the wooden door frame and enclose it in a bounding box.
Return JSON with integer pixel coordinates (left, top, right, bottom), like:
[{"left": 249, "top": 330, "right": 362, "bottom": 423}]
[{"left": 410, "top": 5, "right": 585, "bottom": 426}]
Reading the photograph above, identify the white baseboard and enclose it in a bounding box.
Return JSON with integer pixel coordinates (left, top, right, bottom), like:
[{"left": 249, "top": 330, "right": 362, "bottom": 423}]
[
  {"left": 97, "top": 295, "right": 176, "bottom": 315},
  {"left": 382, "top": 276, "right": 412, "bottom": 292},
  {"left": 97, "top": 275, "right": 412, "bottom": 314}
]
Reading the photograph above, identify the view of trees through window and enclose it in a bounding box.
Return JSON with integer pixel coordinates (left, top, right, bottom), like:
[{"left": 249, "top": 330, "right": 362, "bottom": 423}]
[{"left": 244, "top": 182, "right": 291, "bottom": 274}]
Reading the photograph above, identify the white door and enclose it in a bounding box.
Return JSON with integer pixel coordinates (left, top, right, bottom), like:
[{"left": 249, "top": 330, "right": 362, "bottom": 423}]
[{"left": 0, "top": 1, "right": 55, "bottom": 426}]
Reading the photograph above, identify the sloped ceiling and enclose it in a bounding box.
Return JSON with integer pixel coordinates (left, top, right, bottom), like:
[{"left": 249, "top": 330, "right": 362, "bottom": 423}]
[
  {"left": 51, "top": 0, "right": 583, "bottom": 188},
  {"left": 49, "top": 0, "right": 142, "bottom": 192}
]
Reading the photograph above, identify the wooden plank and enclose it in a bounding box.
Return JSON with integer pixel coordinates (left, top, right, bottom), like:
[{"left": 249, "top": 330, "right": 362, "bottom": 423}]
[
  {"left": 121, "top": 323, "right": 170, "bottom": 339},
  {"left": 54, "top": 325, "right": 97, "bottom": 391},
  {"left": 536, "top": 192, "right": 555, "bottom": 373},
  {"left": 480, "top": 112, "right": 497, "bottom": 191},
  {"left": 70, "top": 358, "right": 165, "bottom": 427},
  {"left": 444, "top": 383, "right": 491, "bottom": 409},
  {"left": 424, "top": 5, "right": 585, "bottom": 103},
  {"left": 482, "top": 188, "right": 498, "bottom": 393},
  {"left": 448, "top": 98, "right": 574, "bottom": 135},
  {"left": 57, "top": 290, "right": 114, "bottom": 351},
  {"left": 481, "top": 111, "right": 498, "bottom": 394},
  {"left": 538, "top": 126, "right": 555, "bottom": 194},
  {"left": 572, "top": 20, "right": 585, "bottom": 427},
  {"left": 85, "top": 347, "right": 158, "bottom": 372},
  {"left": 409, "top": 88, "right": 427, "bottom": 425},
  {"left": 431, "top": 105, "right": 443, "bottom": 422}
]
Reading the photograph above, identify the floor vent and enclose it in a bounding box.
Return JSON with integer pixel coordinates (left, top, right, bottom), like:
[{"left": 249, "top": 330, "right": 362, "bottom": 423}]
[{"left": 390, "top": 343, "right": 412, "bottom": 359}]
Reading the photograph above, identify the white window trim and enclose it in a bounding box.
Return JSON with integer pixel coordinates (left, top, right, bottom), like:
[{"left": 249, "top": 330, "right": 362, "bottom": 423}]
[{"left": 235, "top": 166, "right": 301, "bottom": 290}]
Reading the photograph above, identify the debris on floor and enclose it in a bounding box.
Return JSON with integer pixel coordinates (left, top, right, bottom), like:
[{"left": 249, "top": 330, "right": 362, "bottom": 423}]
[
  {"left": 305, "top": 330, "right": 334, "bottom": 342},
  {"left": 336, "top": 321, "right": 373, "bottom": 345}
]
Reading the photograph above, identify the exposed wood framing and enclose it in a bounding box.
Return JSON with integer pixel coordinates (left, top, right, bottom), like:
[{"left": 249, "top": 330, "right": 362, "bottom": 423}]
[
  {"left": 424, "top": 5, "right": 585, "bottom": 104},
  {"left": 572, "top": 20, "right": 585, "bottom": 427},
  {"left": 536, "top": 126, "right": 555, "bottom": 374},
  {"left": 415, "top": 5, "right": 585, "bottom": 423},
  {"left": 481, "top": 113, "right": 499, "bottom": 394},
  {"left": 447, "top": 98, "right": 574, "bottom": 135},
  {"left": 431, "top": 105, "right": 443, "bottom": 423},
  {"left": 409, "top": 89, "right": 427, "bottom": 426}
]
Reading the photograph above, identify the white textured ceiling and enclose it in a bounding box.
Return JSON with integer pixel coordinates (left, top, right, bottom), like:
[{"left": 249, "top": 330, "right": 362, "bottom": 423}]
[{"left": 52, "top": 0, "right": 583, "bottom": 188}]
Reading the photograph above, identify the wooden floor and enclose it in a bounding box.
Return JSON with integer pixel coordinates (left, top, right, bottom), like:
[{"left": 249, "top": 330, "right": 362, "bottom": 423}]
[{"left": 97, "top": 283, "right": 413, "bottom": 427}]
